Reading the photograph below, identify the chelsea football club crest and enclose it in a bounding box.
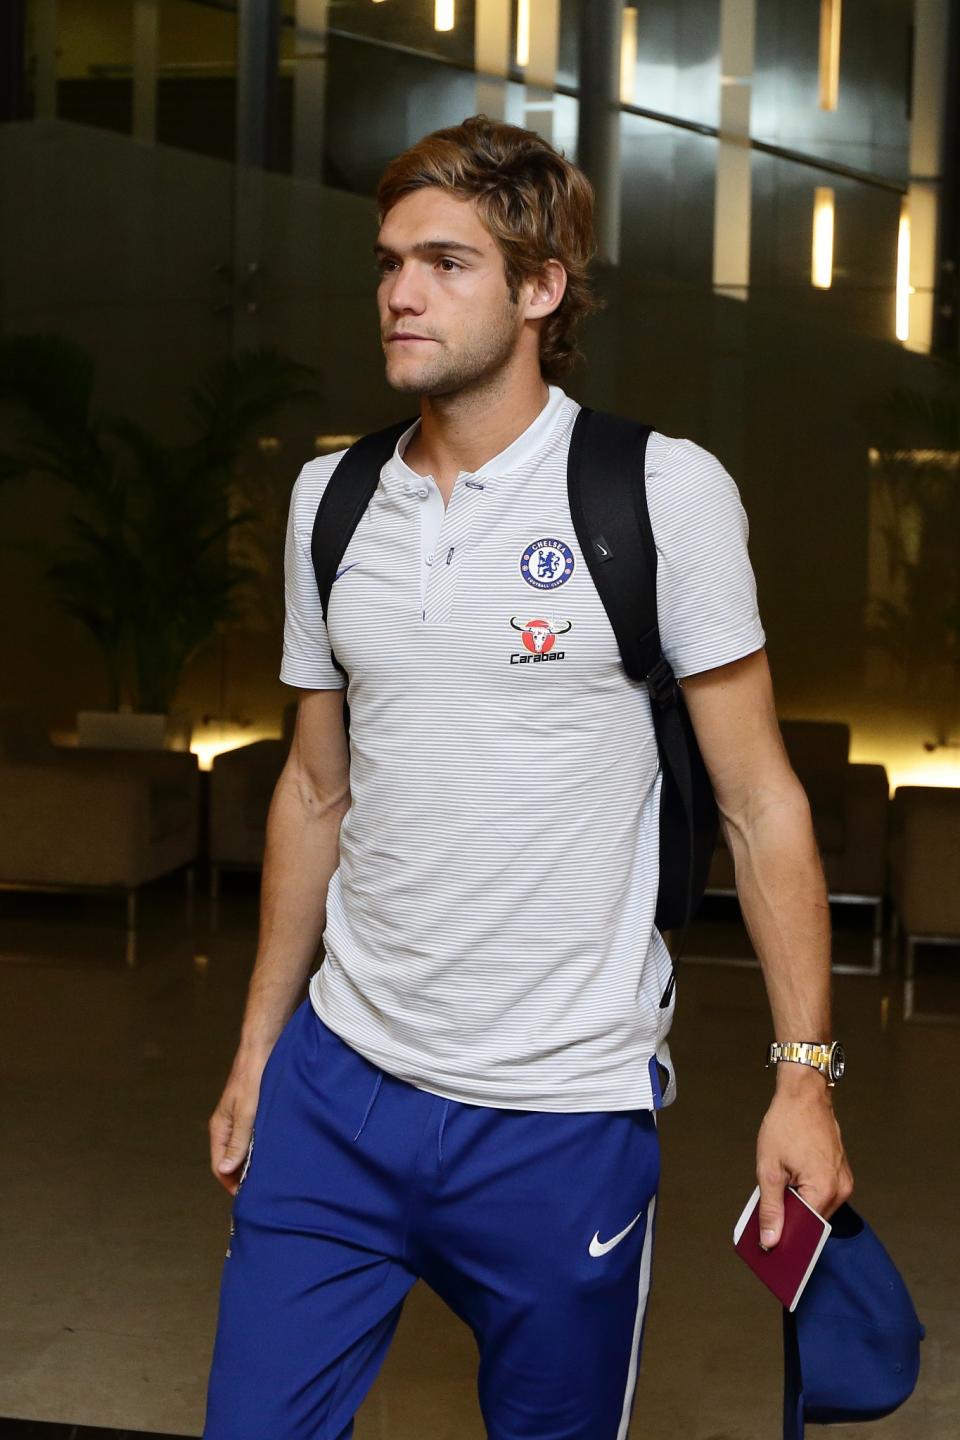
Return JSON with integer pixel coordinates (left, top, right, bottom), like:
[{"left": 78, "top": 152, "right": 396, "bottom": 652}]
[{"left": 519, "top": 537, "right": 575, "bottom": 591}]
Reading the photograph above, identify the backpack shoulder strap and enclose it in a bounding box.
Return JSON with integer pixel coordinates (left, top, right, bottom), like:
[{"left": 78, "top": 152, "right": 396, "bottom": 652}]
[
  {"left": 566, "top": 406, "right": 667, "bottom": 691},
  {"left": 567, "top": 405, "right": 718, "bottom": 1006},
  {"left": 310, "top": 417, "right": 417, "bottom": 621}
]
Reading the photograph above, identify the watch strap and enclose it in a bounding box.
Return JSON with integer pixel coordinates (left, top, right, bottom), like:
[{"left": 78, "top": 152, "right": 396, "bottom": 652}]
[{"left": 766, "top": 1040, "right": 838, "bottom": 1085}]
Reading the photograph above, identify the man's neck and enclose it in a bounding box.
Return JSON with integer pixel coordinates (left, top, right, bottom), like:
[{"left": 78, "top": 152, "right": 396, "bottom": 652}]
[{"left": 403, "top": 369, "right": 551, "bottom": 490}]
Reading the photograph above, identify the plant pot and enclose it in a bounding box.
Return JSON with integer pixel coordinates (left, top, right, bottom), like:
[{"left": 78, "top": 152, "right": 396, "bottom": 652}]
[{"left": 76, "top": 709, "right": 193, "bottom": 752}]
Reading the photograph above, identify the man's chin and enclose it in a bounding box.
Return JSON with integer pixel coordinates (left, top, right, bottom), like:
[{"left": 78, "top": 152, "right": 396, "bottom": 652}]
[
  {"left": 384, "top": 370, "right": 425, "bottom": 395},
  {"left": 383, "top": 354, "right": 423, "bottom": 391},
  {"left": 384, "top": 361, "right": 458, "bottom": 397}
]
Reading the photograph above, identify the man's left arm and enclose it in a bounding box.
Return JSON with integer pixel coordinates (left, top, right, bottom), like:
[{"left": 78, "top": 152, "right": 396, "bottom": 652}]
[{"left": 681, "top": 646, "right": 854, "bottom": 1248}]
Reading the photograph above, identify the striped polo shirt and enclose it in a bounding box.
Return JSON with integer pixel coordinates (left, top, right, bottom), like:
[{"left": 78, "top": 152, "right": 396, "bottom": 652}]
[{"left": 280, "top": 384, "right": 765, "bottom": 1112}]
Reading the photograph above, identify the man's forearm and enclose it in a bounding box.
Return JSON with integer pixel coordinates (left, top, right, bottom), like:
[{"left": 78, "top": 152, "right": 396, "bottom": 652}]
[
  {"left": 725, "top": 783, "right": 833, "bottom": 1073},
  {"left": 680, "top": 655, "right": 852, "bottom": 1233},
  {"left": 236, "top": 769, "right": 349, "bottom": 1056}
]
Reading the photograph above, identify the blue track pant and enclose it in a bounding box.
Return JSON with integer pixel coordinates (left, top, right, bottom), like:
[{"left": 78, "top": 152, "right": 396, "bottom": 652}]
[{"left": 203, "top": 997, "right": 661, "bottom": 1439}]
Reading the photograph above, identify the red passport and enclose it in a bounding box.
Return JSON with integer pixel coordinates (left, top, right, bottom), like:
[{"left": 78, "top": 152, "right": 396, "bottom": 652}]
[{"left": 733, "top": 1184, "right": 831, "bottom": 1312}]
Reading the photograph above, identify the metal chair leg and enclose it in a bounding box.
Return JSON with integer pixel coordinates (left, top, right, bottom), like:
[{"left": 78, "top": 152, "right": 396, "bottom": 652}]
[
  {"left": 125, "top": 888, "right": 138, "bottom": 968},
  {"left": 903, "top": 935, "right": 916, "bottom": 1021},
  {"left": 890, "top": 908, "right": 900, "bottom": 976},
  {"left": 871, "top": 898, "right": 884, "bottom": 975},
  {"left": 184, "top": 863, "right": 196, "bottom": 924}
]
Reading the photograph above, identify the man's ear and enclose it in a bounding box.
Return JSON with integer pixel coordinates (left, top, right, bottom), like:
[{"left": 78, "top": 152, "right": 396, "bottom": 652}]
[{"left": 524, "top": 259, "right": 567, "bottom": 320}]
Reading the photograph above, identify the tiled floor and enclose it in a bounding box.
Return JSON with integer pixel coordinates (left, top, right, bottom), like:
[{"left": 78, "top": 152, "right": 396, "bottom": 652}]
[
  {"left": 0, "top": 1423, "right": 187, "bottom": 1438},
  {"left": 1, "top": 880, "right": 957, "bottom": 1439}
]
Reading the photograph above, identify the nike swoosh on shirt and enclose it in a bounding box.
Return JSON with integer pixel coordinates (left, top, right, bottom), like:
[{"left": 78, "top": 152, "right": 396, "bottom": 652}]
[
  {"left": 588, "top": 1210, "right": 644, "bottom": 1257},
  {"left": 333, "top": 562, "right": 358, "bottom": 582}
]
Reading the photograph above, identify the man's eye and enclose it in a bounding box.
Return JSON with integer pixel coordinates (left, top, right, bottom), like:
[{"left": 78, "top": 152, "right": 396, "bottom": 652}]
[{"left": 438, "top": 257, "right": 461, "bottom": 272}]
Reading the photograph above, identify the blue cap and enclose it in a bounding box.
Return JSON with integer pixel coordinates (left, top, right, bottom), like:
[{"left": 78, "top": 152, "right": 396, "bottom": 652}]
[{"left": 783, "top": 1202, "right": 925, "bottom": 1438}]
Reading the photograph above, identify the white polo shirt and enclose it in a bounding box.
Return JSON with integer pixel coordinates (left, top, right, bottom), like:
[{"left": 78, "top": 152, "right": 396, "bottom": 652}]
[{"left": 280, "top": 384, "right": 765, "bottom": 1112}]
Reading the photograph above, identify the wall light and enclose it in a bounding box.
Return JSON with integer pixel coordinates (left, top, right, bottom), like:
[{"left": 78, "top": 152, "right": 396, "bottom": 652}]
[
  {"left": 896, "top": 199, "right": 912, "bottom": 342},
  {"left": 869, "top": 446, "right": 960, "bottom": 471},
  {"left": 848, "top": 739, "right": 960, "bottom": 793},
  {"left": 516, "top": 0, "right": 530, "bottom": 67},
  {"left": 314, "top": 433, "right": 361, "bottom": 452},
  {"left": 818, "top": 0, "right": 841, "bottom": 111},
  {"left": 811, "top": 186, "right": 835, "bottom": 289},
  {"left": 435, "top": 0, "right": 455, "bottom": 32},
  {"left": 620, "top": 6, "right": 638, "bottom": 104},
  {"left": 191, "top": 726, "right": 277, "bottom": 771}
]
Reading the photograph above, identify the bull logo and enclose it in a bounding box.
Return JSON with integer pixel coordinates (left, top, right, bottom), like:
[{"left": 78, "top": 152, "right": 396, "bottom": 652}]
[{"left": 509, "top": 616, "right": 572, "bottom": 655}]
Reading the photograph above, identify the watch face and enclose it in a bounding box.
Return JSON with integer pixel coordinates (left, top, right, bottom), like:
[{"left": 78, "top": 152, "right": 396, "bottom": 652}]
[{"left": 830, "top": 1043, "right": 846, "bottom": 1082}]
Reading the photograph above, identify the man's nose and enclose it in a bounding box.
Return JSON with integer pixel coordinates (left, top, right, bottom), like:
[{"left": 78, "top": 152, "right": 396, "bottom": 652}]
[{"left": 386, "top": 263, "right": 426, "bottom": 313}]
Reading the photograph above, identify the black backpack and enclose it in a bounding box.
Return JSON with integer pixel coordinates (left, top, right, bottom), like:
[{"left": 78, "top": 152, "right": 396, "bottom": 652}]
[{"left": 310, "top": 406, "right": 718, "bottom": 1008}]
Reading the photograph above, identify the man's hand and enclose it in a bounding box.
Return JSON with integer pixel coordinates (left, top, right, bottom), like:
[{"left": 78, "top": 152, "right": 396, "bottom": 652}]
[
  {"left": 208, "top": 1044, "right": 271, "bottom": 1196},
  {"left": 756, "top": 1071, "right": 854, "bottom": 1247}
]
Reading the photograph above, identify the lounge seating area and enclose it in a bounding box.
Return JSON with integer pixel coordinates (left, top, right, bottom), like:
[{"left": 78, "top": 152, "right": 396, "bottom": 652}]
[
  {"left": 888, "top": 785, "right": 960, "bottom": 1021},
  {"left": 706, "top": 720, "right": 890, "bottom": 974},
  {"left": 0, "top": 706, "right": 199, "bottom": 965},
  {"left": 208, "top": 703, "right": 297, "bottom": 898},
  {"left": 1, "top": 705, "right": 957, "bottom": 1014}
]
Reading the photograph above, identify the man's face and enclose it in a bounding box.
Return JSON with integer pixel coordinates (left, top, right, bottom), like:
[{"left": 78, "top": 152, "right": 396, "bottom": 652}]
[{"left": 375, "top": 188, "right": 527, "bottom": 397}]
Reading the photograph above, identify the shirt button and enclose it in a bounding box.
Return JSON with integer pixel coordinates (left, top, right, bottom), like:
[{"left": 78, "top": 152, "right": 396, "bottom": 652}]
[
  {"left": 425, "top": 554, "right": 433, "bottom": 566},
  {"left": 418, "top": 485, "right": 429, "bottom": 498}
]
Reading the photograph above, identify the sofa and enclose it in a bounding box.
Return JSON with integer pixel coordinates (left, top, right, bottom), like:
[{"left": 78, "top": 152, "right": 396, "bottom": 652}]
[
  {"left": 207, "top": 703, "right": 298, "bottom": 896},
  {"left": 888, "top": 785, "right": 960, "bottom": 1020},
  {"left": 0, "top": 707, "right": 200, "bottom": 964}
]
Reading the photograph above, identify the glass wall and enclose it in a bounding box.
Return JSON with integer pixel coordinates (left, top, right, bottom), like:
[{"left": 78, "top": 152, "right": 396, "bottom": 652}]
[{"left": 3, "top": 0, "right": 957, "bottom": 788}]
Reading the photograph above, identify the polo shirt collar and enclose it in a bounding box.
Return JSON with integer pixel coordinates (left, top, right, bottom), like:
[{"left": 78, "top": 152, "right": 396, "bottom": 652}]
[{"left": 387, "top": 383, "right": 570, "bottom": 495}]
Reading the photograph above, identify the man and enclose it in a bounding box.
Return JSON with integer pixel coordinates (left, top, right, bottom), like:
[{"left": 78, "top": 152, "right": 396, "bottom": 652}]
[{"left": 203, "top": 115, "right": 853, "bottom": 1439}]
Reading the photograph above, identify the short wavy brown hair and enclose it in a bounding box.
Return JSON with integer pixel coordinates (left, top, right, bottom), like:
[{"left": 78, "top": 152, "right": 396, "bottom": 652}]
[{"left": 376, "top": 114, "right": 602, "bottom": 380}]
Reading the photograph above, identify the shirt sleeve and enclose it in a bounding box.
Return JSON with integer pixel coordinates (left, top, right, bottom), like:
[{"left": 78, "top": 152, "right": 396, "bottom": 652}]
[
  {"left": 279, "top": 454, "right": 349, "bottom": 690},
  {"left": 645, "top": 432, "right": 766, "bottom": 680}
]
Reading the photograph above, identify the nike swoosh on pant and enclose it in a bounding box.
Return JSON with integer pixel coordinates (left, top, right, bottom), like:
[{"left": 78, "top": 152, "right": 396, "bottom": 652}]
[{"left": 588, "top": 1210, "right": 644, "bottom": 1257}]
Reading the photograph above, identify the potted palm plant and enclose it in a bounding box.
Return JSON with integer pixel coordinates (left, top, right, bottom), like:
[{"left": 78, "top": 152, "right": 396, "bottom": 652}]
[{"left": 0, "top": 331, "right": 320, "bottom": 747}]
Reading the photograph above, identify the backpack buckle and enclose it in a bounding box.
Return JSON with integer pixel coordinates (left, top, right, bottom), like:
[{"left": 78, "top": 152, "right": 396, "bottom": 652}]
[{"left": 646, "top": 656, "right": 677, "bottom": 708}]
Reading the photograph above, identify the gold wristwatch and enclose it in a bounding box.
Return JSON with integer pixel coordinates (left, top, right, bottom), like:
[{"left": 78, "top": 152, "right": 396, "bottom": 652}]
[{"left": 766, "top": 1040, "right": 846, "bottom": 1087}]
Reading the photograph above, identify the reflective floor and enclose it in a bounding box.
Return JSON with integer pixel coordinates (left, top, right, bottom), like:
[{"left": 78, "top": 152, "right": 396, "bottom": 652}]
[{"left": 0, "top": 878, "right": 957, "bottom": 1438}]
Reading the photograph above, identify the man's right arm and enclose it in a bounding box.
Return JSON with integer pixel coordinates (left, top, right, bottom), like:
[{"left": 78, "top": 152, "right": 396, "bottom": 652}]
[{"left": 208, "top": 687, "right": 350, "bottom": 1193}]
